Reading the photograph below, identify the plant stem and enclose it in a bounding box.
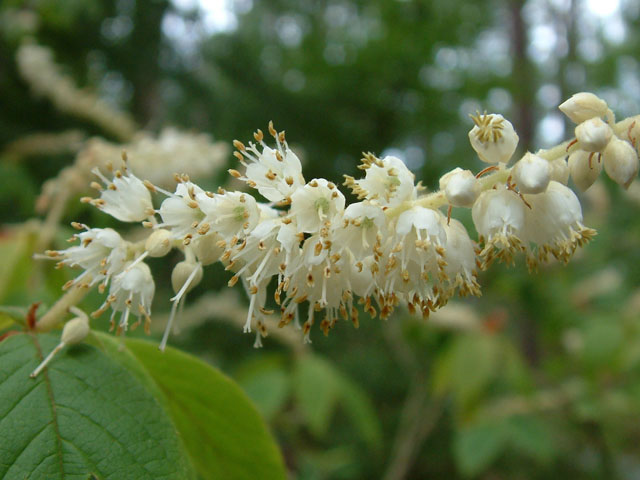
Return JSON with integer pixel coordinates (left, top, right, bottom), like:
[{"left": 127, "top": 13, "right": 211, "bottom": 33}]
[{"left": 35, "top": 284, "right": 89, "bottom": 332}]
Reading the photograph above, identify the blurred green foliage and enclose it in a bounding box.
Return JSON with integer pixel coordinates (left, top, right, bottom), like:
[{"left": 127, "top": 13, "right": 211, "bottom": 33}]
[{"left": 1, "top": 0, "right": 640, "bottom": 478}]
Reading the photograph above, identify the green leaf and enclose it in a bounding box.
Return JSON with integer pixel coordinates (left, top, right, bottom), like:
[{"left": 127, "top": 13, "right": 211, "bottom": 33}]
[
  {"left": 294, "top": 354, "right": 341, "bottom": 437},
  {"left": 124, "top": 337, "right": 287, "bottom": 480},
  {"left": 582, "top": 320, "right": 624, "bottom": 366},
  {"left": 505, "top": 415, "right": 555, "bottom": 463},
  {"left": 0, "top": 305, "right": 27, "bottom": 329},
  {"left": 0, "top": 227, "right": 37, "bottom": 304},
  {"left": 454, "top": 420, "right": 508, "bottom": 476},
  {"left": 433, "top": 334, "right": 500, "bottom": 409},
  {"left": 0, "top": 332, "right": 195, "bottom": 479},
  {"left": 236, "top": 359, "right": 291, "bottom": 421}
]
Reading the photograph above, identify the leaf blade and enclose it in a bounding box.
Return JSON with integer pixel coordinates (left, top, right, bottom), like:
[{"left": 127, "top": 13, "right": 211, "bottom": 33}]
[
  {"left": 0, "top": 333, "right": 195, "bottom": 480},
  {"left": 124, "top": 337, "right": 287, "bottom": 480}
]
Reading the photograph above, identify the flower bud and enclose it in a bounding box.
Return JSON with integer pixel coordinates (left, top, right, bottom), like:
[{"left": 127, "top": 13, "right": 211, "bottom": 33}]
[
  {"left": 171, "top": 260, "right": 203, "bottom": 295},
  {"left": 603, "top": 137, "right": 639, "bottom": 189},
  {"left": 31, "top": 316, "right": 90, "bottom": 378},
  {"left": 549, "top": 157, "right": 570, "bottom": 185},
  {"left": 145, "top": 229, "right": 173, "bottom": 257},
  {"left": 568, "top": 150, "right": 602, "bottom": 191},
  {"left": 512, "top": 153, "right": 550, "bottom": 194},
  {"left": 575, "top": 117, "right": 612, "bottom": 152},
  {"left": 439, "top": 168, "right": 479, "bottom": 207},
  {"left": 469, "top": 113, "right": 519, "bottom": 164},
  {"left": 61, "top": 316, "right": 90, "bottom": 345},
  {"left": 559, "top": 92, "right": 609, "bottom": 124}
]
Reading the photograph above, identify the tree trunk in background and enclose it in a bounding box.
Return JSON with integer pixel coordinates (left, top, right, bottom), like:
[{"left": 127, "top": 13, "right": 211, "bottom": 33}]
[
  {"left": 129, "top": 0, "right": 169, "bottom": 126},
  {"left": 559, "top": 0, "right": 578, "bottom": 133},
  {"left": 510, "top": 0, "right": 534, "bottom": 151},
  {"left": 510, "top": 0, "right": 540, "bottom": 366}
]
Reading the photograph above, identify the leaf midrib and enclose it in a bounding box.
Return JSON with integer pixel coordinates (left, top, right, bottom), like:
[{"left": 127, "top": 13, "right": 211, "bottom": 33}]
[{"left": 30, "top": 332, "right": 65, "bottom": 478}]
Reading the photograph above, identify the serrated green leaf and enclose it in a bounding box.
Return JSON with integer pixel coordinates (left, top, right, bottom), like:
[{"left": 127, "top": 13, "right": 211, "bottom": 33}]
[
  {"left": 124, "top": 337, "right": 287, "bottom": 480},
  {"left": 454, "top": 420, "right": 508, "bottom": 476},
  {"left": 294, "top": 354, "right": 341, "bottom": 437},
  {"left": 0, "top": 332, "right": 195, "bottom": 480}
]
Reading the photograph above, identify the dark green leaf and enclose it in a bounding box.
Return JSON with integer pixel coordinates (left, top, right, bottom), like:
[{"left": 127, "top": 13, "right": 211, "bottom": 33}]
[{"left": 0, "top": 333, "right": 195, "bottom": 479}]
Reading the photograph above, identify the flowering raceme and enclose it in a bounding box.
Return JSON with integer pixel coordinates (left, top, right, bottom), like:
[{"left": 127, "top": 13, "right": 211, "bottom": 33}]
[{"left": 41, "top": 93, "right": 640, "bottom": 348}]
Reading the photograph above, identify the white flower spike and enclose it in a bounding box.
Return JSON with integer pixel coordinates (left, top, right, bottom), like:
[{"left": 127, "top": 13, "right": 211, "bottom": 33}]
[{"left": 40, "top": 100, "right": 639, "bottom": 347}]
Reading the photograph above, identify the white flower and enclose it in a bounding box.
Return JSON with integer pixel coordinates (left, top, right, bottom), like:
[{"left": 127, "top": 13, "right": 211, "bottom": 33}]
[
  {"left": 190, "top": 233, "right": 225, "bottom": 265},
  {"left": 97, "top": 262, "right": 155, "bottom": 334},
  {"left": 439, "top": 168, "right": 479, "bottom": 207},
  {"left": 281, "top": 235, "right": 350, "bottom": 341},
  {"left": 46, "top": 227, "right": 128, "bottom": 291},
  {"left": 157, "top": 181, "right": 209, "bottom": 242},
  {"left": 603, "top": 136, "right": 639, "bottom": 189},
  {"left": 199, "top": 190, "right": 260, "bottom": 239},
  {"left": 549, "top": 157, "right": 570, "bottom": 184},
  {"left": 468, "top": 113, "right": 519, "bottom": 164},
  {"left": 442, "top": 219, "right": 480, "bottom": 297},
  {"left": 473, "top": 186, "right": 526, "bottom": 267},
  {"left": 568, "top": 149, "right": 602, "bottom": 192},
  {"left": 334, "top": 202, "right": 387, "bottom": 260},
  {"left": 86, "top": 167, "right": 153, "bottom": 222},
  {"left": 231, "top": 124, "right": 305, "bottom": 202},
  {"left": 382, "top": 207, "right": 448, "bottom": 317},
  {"left": 523, "top": 181, "right": 596, "bottom": 267},
  {"left": 144, "top": 229, "right": 173, "bottom": 258},
  {"left": 512, "top": 152, "right": 551, "bottom": 194},
  {"left": 290, "top": 178, "right": 345, "bottom": 233},
  {"left": 559, "top": 92, "right": 610, "bottom": 124},
  {"left": 344, "top": 154, "right": 416, "bottom": 207},
  {"left": 575, "top": 117, "right": 613, "bottom": 152}
]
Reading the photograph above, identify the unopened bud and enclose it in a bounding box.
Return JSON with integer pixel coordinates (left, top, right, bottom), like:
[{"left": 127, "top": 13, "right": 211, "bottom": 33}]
[
  {"left": 30, "top": 316, "right": 89, "bottom": 378},
  {"left": 145, "top": 229, "right": 173, "bottom": 257},
  {"left": 603, "top": 137, "right": 639, "bottom": 189},
  {"left": 512, "top": 152, "right": 550, "bottom": 194},
  {"left": 171, "top": 261, "right": 203, "bottom": 295},
  {"left": 559, "top": 92, "right": 609, "bottom": 124},
  {"left": 439, "top": 168, "right": 479, "bottom": 207},
  {"left": 568, "top": 150, "right": 602, "bottom": 191},
  {"left": 575, "top": 117, "right": 613, "bottom": 152},
  {"left": 61, "top": 316, "right": 90, "bottom": 345},
  {"left": 469, "top": 113, "right": 519, "bottom": 164}
]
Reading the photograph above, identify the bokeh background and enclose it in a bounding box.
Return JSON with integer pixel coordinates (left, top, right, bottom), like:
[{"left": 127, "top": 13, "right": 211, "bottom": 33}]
[{"left": 1, "top": 0, "right": 640, "bottom": 478}]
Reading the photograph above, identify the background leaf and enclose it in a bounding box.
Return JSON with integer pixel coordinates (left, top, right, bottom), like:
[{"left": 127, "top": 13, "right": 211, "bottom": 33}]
[
  {"left": 506, "top": 415, "right": 555, "bottom": 463},
  {"left": 124, "top": 337, "right": 287, "bottom": 480},
  {"left": 454, "top": 420, "right": 508, "bottom": 477},
  {"left": 0, "top": 332, "right": 195, "bottom": 479},
  {"left": 294, "top": 354, "right": 342, "bottom": 437}
]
